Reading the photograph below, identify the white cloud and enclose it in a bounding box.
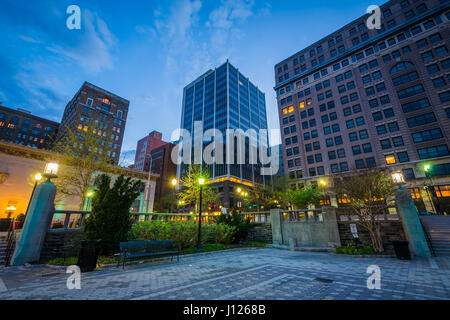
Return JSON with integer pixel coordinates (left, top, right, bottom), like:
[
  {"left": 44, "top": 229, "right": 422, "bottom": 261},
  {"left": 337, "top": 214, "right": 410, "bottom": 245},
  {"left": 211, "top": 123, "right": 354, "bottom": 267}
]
[
  {"left": 207, "top": 0, "right": 254, "bottom": 29},
  {"left": 48, "top": 10, "right": 117, "bottom": 73}
]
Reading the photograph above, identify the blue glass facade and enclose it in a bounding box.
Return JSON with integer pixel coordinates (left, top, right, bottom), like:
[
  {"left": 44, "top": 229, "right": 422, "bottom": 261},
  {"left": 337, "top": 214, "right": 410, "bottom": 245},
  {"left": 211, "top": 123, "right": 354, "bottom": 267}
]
[{"left": 178, "top": 61, "right": 268, "bottom": 186}]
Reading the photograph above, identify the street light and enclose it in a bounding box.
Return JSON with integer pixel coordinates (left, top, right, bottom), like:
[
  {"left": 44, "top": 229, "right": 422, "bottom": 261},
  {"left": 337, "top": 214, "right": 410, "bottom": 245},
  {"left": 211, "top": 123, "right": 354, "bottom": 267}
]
[
  {"left": 171, "top": 178, "right": 177, "bottom": 213},
  {"left": 197, "top": 177, "right": 205, "bottom": 250},
  {"left": 43, "top": 161, "right": 58, "bottom": 180},
  {"left": 422, "top": 164, "right": 443, "bottom": 214},
  {"left": 24, "top": 173, "right": 43, "bottom": 220},
  {"left": 6, "top": 205, "right": 16, "bottom": 218},
  {"left": 391, "top": 172, "right": 405, "bottom": 184},
  {"left": 319, "top": 179, "right": 327, "bottom": 187}
]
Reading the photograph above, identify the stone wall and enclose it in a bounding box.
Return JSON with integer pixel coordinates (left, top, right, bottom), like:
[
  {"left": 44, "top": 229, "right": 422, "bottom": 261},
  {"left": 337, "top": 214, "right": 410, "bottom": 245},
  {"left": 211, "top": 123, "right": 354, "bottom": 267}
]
[
  {"left": 337, "top": 221, "right": 406, "bottom": 252},
  {"left": 246, "top": 223, "right": 272, "bottom": 243},
  {"left": 271, "top": 208, "right": 341, "bottom": 248},
  {"left": 40, "top": 228, "right": 85, "bottom": 262}
]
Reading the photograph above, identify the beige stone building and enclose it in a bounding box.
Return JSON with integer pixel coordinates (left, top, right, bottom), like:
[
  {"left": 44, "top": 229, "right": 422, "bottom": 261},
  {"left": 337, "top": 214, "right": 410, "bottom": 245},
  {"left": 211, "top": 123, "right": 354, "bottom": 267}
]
[{"left": 0, "top": 141, "right": 157, "bottom": 219}]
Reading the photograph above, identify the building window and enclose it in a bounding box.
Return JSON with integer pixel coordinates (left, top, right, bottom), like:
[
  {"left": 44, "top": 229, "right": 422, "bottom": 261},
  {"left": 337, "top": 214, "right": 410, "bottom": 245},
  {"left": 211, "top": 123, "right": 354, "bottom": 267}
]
[
  {"left": 355, "top": 159, "right": 366, "bottom": 169},
  {"left": 385, "top": 155, "right": 396, "bottom": 165},
  {"left": 417, "top": 145, "right": 450, "bottom": 159},
  {"left": 380, "top": 139, "right": 392, "bottom": 150},
  {"left": 398, "top": 152, "right": 409, "bottom": 163}
]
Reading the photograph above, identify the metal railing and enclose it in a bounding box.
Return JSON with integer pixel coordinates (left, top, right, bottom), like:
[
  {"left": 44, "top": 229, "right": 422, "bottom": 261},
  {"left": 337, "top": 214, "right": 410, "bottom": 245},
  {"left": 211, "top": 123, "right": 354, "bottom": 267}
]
[
  {"left": 49, "top": 211, "right": 222, "bottom": 229},
  {"left": 419, "top": 217, "right": 437, "bottom": 257},
  {"left": 4, "top": 218, "right": 16, "bottom": 266},
  {"left": 240, "top": 211, "right": 271, "bottom": 224},
  {"left": 130, "top": 212, "right": 217, "bottom": 224},
  {"left": 50, "top": 210, "right": 90, "bottom": 230},
  {"left": 335, "top": 207, "right": 399, "bottom": 222},
  {"left": 281, "top": 209, "right": 324, "bottom": 222}
]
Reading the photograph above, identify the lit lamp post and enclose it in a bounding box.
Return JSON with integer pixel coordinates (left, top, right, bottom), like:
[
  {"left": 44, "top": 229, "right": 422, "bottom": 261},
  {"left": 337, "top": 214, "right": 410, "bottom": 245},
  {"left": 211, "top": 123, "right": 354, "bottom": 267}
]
[
  {"left": 423, "top": 164, "right": 442, "bottom": 215},
  {"left": 5, "top": 206, "right": 16, "bottom": 219},
  {"left": 171, "top": 178, "right": 177, "bottom": 213},
  {"left": 11, "top": 161, "right": 59, "bottom": 266},
  {"left": 24, "top": 173, "right": 43, "bottom": 221},
  {"left": 84, "top": 190, "right": 94, "bottom": 211},
  {"left": 197, "top": 178, "right": 205, "bottom": 250},
  {"left": 391, "top": 170, "right": 432, "bottom": 258},
  {"left": 318, "top": 179, "right": 328, "bottom": 208}
]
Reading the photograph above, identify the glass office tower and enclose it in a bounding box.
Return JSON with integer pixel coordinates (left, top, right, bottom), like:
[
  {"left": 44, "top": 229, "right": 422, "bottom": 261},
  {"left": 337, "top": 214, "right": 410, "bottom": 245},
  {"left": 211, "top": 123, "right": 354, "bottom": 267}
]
[{"left": 178, "top": 60, "right": 269, "bottom": 207}]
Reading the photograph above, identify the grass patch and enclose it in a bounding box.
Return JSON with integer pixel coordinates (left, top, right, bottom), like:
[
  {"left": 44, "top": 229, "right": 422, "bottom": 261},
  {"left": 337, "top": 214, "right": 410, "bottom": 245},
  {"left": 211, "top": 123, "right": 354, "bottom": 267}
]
[
  {"left": 47, "top": 257, "right": 78, "bottom": 266},
  {"left": 247, "top": 241, "right": 267, "bottom": 247},
  {"left": 334, "top": 245, "right": 381, "bottom": 255},
  {"left": 47, "top": 256, "right": 119, "bottom": 266}
]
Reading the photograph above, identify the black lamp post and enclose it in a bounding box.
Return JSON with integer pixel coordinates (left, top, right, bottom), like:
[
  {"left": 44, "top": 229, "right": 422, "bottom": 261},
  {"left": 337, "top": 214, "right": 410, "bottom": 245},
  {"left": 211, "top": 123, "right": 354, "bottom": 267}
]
[
  {"left": 197, "top": 178, "right": 205, "bottom": 250},
  {"left": 24, "top": 173, "right": 43, "bottom": 218},
  {"left": 171, "top": 178, "right": 177, "bottom": 213},
  {"left": 423, "top": 164, "right": 443, "bottom": 215}
]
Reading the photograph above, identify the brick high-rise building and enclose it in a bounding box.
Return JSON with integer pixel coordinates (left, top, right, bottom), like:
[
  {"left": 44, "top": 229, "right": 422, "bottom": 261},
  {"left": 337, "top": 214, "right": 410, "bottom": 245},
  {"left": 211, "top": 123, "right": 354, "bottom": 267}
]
[
  {"left": 57, "top": 81, "right": 129, "bottom": 165},
  {"left": 133, "top": 131, "right": 177, "bottom": 205},
  {"left": 145, "top": 142, "right": 177, "bottom": 205},
  {"left": 275, "top": 0, "right": 449, "bottom": 212},
  {"left": 134, "top": 131, "right": 167, "bottom": 171},
  {"left": 0, "top": 103, "right": 59, "bottom": 150}
]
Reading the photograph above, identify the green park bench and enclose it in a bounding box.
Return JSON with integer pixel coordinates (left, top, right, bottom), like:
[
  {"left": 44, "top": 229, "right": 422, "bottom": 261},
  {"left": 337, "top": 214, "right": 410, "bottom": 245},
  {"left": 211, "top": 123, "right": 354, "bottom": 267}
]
[{"left": 117, "top": 240, "right": 180, "bottom": 269}]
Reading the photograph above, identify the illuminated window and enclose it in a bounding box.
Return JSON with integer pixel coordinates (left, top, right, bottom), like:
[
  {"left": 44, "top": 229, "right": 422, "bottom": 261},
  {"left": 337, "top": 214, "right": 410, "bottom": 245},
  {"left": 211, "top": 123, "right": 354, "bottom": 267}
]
[
  {"left": 299, "top": 101, "right": 305, "bottom": 109},
  {"left": 102, "top": 98, "right": 110, "bottom": 104},
  {"left": 385, "top": 155, "right": 396, "bottom": 165}
]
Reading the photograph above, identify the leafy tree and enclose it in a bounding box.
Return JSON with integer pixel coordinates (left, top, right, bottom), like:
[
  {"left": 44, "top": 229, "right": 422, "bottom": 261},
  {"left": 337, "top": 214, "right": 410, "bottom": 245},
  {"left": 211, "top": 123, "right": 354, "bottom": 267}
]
[
  {"left": 178, "top": 165, "right": 219, "bottom": 212},
  {"left": 243, "top": 176, "right": 297, "bottom": 211},
  {"left": 287, "top": 185, "right": 322, "bottom": 209},
  {"left": 333, "top": 169, "right": 396, "bottom": 253},
  {"left": 83, "top": 174, "right": 144, "bottom": 254},
  {"left": 153, "top": 193, "right": 178, "bottom": 213},
  {"left": 52, "top": 124, "right": 115, "bottom": 209}
]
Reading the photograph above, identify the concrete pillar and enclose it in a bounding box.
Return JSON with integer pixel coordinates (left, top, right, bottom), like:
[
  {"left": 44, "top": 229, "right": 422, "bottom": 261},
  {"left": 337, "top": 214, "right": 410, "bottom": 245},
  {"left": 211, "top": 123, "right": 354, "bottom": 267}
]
[
  {"left": 11, "top": 179, "right": 56, "bottom": 265},
  {"left": 321, "top": 207, "right": 341, "bottom": 248},
  {"left": 270, "top": 209, "right": 283, "bottom": 245},
  {"left": 396, "top": 186, "right": 431, "bottom": 258}
]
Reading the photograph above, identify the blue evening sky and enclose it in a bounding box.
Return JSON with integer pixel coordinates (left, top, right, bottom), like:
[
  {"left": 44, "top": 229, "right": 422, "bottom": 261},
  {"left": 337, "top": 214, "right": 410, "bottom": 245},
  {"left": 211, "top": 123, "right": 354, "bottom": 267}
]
[{"left": 0, "top": 0, "right": 385, "bottom": 165}]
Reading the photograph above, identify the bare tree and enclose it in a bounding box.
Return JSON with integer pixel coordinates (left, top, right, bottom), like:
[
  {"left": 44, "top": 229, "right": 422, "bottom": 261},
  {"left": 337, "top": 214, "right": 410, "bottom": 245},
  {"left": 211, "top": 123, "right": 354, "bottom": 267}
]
[
  {"left": 52, "top": 124, "right": 116, "bottom": 209},
  {"left": 333, "top": 169, "right": 396, "bottom": 253}
]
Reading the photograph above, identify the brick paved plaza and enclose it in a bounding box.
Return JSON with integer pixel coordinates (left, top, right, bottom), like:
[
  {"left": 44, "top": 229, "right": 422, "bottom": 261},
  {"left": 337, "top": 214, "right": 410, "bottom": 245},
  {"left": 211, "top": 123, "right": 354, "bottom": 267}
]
[{"left": 0, "top": 248, "right": 449, "bottom": 300}]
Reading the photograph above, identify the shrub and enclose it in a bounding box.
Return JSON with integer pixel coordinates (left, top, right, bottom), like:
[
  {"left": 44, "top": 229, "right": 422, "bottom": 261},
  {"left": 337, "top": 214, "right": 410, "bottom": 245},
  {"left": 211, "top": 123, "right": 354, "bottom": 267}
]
[
  {"left": 83, "top": 174, "right": 144, "bottom": 255},
  {"left": 47, "top": 257, "right": 78, "bottom": 266},
  {"left": 215, "top": 212, "right": 254, "bottom": 243},
  {"left": 129, "top": 220, "right": 234, "bottom": 250},
  {"left": 358, "top": 245, "right": 375, "bottom": 255},
  {"left": 334, "top": 245, "right": 375, "bottom": 255}
]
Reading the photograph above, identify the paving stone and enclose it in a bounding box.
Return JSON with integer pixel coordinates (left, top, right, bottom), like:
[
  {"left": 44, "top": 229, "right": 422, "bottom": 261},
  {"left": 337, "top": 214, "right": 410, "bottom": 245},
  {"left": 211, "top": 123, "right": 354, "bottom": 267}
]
[{"left": 0, "top": 249, "right": 449, "bottom": 300}]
